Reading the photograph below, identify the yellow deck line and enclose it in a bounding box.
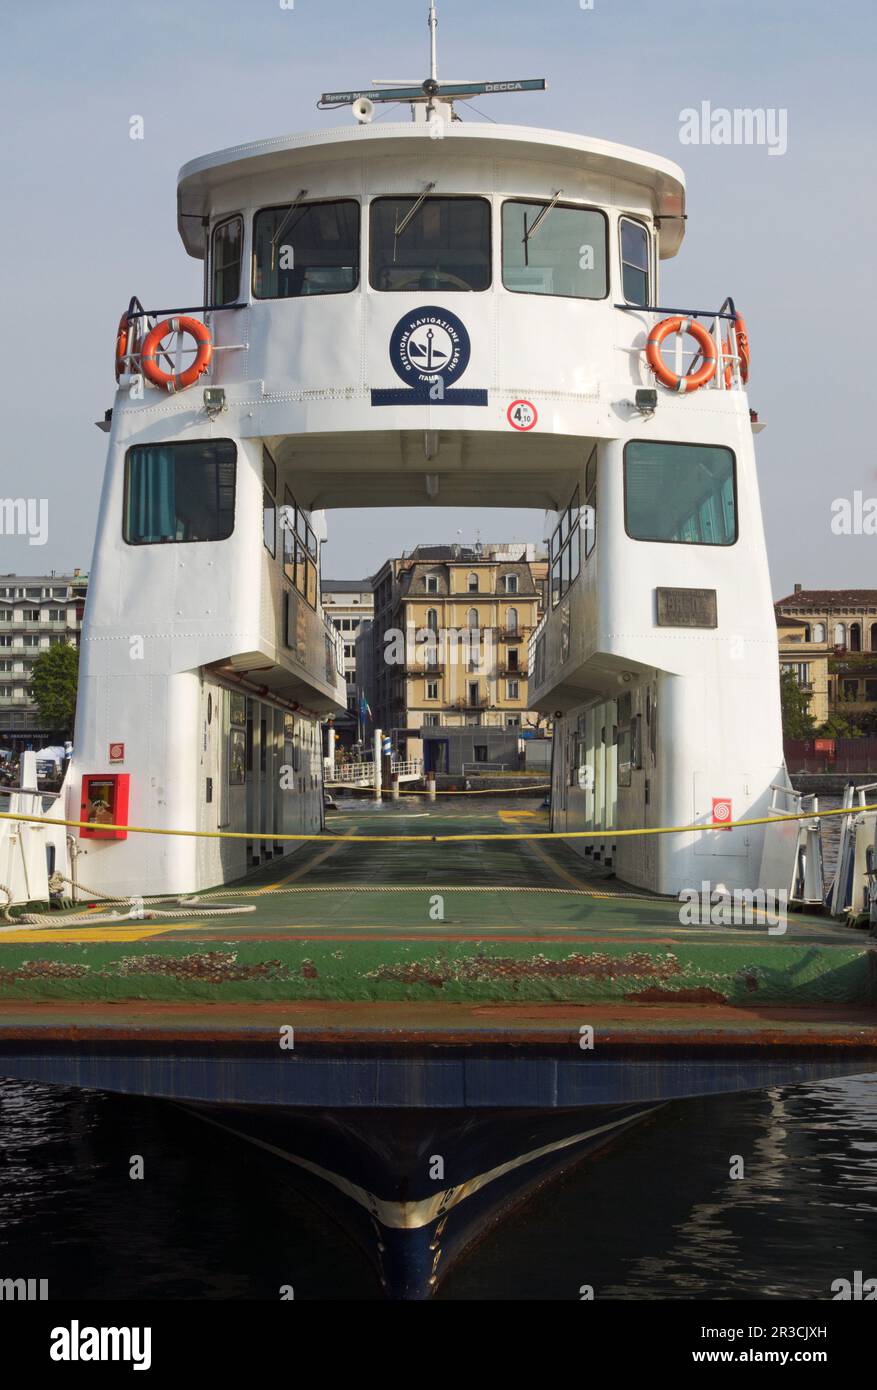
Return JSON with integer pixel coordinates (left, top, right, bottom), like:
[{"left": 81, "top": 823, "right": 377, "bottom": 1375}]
[{"left": 252, "top": 823, "right": 361, "bottom": 892}]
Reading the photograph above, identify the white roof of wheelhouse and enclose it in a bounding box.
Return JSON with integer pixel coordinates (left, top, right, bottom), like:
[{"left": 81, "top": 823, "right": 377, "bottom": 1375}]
[{"left": 177, "top": 121, "right": 686, "bottom": 259}]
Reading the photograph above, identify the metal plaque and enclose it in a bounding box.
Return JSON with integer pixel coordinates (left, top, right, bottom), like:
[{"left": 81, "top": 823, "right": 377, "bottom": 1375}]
[{"left": 655, "top": 587, "right": 718, "bottom": 629}]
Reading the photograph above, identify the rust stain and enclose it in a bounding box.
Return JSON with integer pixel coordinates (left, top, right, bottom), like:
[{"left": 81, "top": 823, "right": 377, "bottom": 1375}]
[
  {"left": 114, "top": 952, "right": 286, "bottom": 984},
  {"left": 366, "top": 950, "right": 683, "bottom": 987},
  {"left": 0, "top": 961, "right": 90, "bottom": 984},
  {"left": 625, "top": 986, "right": 728, "bottom": 1005}
]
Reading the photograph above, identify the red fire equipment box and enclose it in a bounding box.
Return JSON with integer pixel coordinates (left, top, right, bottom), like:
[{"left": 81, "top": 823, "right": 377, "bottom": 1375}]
[{"left": 79, "top": 773, "right": 130, "bottom": 840}]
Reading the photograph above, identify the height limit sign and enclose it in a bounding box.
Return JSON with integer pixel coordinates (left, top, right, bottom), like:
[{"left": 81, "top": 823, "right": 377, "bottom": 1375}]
[{"left": 507, "top": 399, "right": 538, "bottom": 431}]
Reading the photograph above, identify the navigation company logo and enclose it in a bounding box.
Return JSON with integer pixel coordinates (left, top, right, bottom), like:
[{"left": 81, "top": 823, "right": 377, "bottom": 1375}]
[
  {"left": 0, "top": 1276, "right": 48, "bottom": 1300},
  {"left": 393, "top": 309, "right": 468, "bottom": 386},
  {"left": 50, "top": 1320, "right": 152, "bottom": 1371},
  {"left": 372, "top": 306, "right": 487, "bottom": 407}
]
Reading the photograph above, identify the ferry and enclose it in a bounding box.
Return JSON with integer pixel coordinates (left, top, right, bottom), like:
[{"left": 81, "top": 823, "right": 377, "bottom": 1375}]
[{"left": 1, "top": 3, "right": 876, "bottom": 1300}]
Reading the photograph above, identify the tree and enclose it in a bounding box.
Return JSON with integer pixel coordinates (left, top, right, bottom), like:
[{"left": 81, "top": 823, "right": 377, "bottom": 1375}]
[
  {"left": 814, "top": 712, "right": 864, "bottom": 739},
  {"left": 29, "top": 642, "right": 79, "bottom": 734},
  {"left": 779, "top": 668, "right": 815, "bottom": 738}
]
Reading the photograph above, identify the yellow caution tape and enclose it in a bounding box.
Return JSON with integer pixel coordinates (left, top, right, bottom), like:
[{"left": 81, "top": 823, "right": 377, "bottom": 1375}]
[{"left": 2, "top": 803, "right": 875, "bottom": 844}]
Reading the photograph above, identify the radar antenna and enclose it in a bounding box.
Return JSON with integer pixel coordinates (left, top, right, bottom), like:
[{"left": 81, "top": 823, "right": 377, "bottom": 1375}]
[{"left": 318, "top": 1, "right": 547, "bottom": 122}]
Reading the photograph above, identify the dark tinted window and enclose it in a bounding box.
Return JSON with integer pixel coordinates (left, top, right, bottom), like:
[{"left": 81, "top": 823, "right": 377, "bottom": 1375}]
[
  {"left": 370, "top": 197, "right": 490, "bottom": 291},
  {"left": 124, "top": 441, "right": 236, "bottom": 544},
  {"left": 624, "top": 441, "right": 736, "bottom": 545},
  {"left": 620, "top": 219, "right": 650, "bottom": 305},
  {"left": 253, "top": 200, "right": 359, "bottom": 299},
  {"left": 211, "top": 216, "right": 243, "bottom": 306}
]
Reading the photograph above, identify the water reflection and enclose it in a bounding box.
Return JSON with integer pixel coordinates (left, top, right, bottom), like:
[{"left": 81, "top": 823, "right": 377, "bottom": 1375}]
[{"left": 1, "top": 1075, "right": 875, "bottom": 1300}]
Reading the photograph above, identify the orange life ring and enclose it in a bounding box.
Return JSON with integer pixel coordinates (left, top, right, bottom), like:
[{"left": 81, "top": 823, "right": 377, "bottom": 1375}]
[
  {"left": 114, "top": 313, "right": 130, "bottom": 381},
  {"left": 722, "top": 314, "right": 750, "bottom": 387},
  {"left": 646, "top": 316, "right": 717, "bottom": 393},
  {"left": 141, "top": 315, "right": 213, "bottom": 392}
]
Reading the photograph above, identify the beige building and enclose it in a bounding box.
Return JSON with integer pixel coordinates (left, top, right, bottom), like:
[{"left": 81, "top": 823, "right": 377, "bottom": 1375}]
[
  {"left": 775, "top": 586, "right": 877, "bottom": 727},
  {"left": 775, "top": 613, "right": 831, "bottom": 725},
  {"left": 368, "top": 543, "right": 547, "bottom": 763}
]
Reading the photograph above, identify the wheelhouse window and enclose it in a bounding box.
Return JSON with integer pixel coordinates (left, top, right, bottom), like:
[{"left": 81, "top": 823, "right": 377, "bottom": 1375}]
[
  {"left": 369, "top": 197, "right": 491, "bottom": 291},
  {"left": 620, "top": 218, "right": 650, "bottom": 305},
  {"left": 124, "top": 441, "right": 236, "bottom": 544},
  {"left": 624, "top": 441, "right": 737, "bottom": 545},
  {"left": 253, "top": 200, "right": 360, "bottom": 299},
  {"left": 280, "top": 489, "right": 318, "bottom": 608},
  {"left": 501, "top": 200, "right": 608, "bottom": 299},
  {"left": 211, "top": 216, "right": 243, "bottom": 307}
]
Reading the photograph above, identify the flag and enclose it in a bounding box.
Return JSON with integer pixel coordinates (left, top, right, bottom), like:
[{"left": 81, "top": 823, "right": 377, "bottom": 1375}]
[{"left": 359, "top": 694, "right": 372, "bottom": 722}]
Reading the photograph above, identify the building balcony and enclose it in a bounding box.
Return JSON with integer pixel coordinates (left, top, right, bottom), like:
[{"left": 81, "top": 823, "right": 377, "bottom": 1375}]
[
  {"left": 494, "top": 627, "right": 529, "bottom": 642},
  {"left": 500, "top": 665, "right": 528, "bottom": 678},
  {"left": 450, "top": 697, "right": 490, "bottom": 710},
  {"left": 404, "top": 663, "right": 445, "bottom": 676}
]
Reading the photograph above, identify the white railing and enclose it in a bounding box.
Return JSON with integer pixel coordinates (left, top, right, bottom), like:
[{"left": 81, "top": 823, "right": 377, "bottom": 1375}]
[{"left": 330, "top": 758, "right": 423, "bottom": 783}]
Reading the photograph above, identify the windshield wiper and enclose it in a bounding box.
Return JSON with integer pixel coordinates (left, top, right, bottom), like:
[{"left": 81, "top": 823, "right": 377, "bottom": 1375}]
[
  {"left": 522, "top": 189, "right": 563, "bottom": 265},
  {"left": 270, "top": 189, "right": 309, "bottom": 271},
  {"left": 394, "top": 182, "right": 437, "bottom": 245}
]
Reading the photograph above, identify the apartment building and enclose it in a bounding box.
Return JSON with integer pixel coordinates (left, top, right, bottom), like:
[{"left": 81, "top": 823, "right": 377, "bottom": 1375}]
[
  {"left": 368, "top": 542, "right": 547, "bottom": 768},
  {"left": 775, "top": 586, "right": 877, "bottom": 729},
  {"left": 0, "top": 571, "right": 87, "bottom": 746},
  {"left": 321, "top": 579, "right": 374, "bottom": 745}
]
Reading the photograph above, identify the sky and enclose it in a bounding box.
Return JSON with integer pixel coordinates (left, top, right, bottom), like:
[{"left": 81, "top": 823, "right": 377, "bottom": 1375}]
[{"left": 0, "top": 0, "right": 874, "bottom": 595}]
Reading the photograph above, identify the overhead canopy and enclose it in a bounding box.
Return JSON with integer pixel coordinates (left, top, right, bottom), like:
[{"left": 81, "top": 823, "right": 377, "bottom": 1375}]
[{"left": 177, "top": 121, "right": 686, "bottom": 259}]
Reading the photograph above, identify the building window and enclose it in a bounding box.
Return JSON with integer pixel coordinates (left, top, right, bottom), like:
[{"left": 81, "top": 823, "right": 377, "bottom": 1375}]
[
  {"left": 23, "top": 609, "right": 40, "bottom": 622},
  {"left": 426, "top": 681, "right": 439, "bottom": 700},
  {"left": 503, "top": 574, "right": 518, "bottom": 594},
  {"left": 501, "top": 200, "right": 608, "bottom": 299},
  {"left": 623, "top": 441, "right": 737, "bottom": 546},
  {"left": 850, "top": 623, "right": 862, "bottom": 652},
  {"left": 426, "top": 575, "right": 439, "bottom": 594},
  {"left": 48, "top": 609, "right": 65, "bottom": 622},
  {"left": 211, "top": 215, "right": 243, "bottom": 307},
  {"left": 506, "top": 607, "right": 519, "bottom": 634},
  {"left": 468, "top": 682, "right": 480, "bottom": 707},
  {"left": 506, "top": 715, "right": 520, "bottom": 728},
  {"left": 619, "top": 218, "right": 650, "bottom": 305},
  {"left": 253, "top": 199, "right": 360, "bottom": 299},
  {"left": 468, "top": 608, "right": 479, "bottom": 630},
  {"left": 467, "top": 572, "right": 479, "bottom": 592},
  {"left": 551, "top": 483, "right": 583, "bottom": 607},
  {"left": 124, "top": 440, "right": 236, "bottom": 544},
  {"left": 865, "top": 680, "right": 877, "bottom": 701},
  {"left": 812, "top": 622, "right": 826, "bottom": 643},
  {"left": 369, "top": 196, "right": 491, "bottom": 292},
  {"left": 834, "top": 623, "right": 847, "bottom": 646},
  {"left": 426, "top": 608, "right": 439, "bottom": 633},
  {"left": 507, "top": 679, "right": 520, "bottom": 699},
  {"left": 842, "top": 679, "right": 858, "bottom": 700}
]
